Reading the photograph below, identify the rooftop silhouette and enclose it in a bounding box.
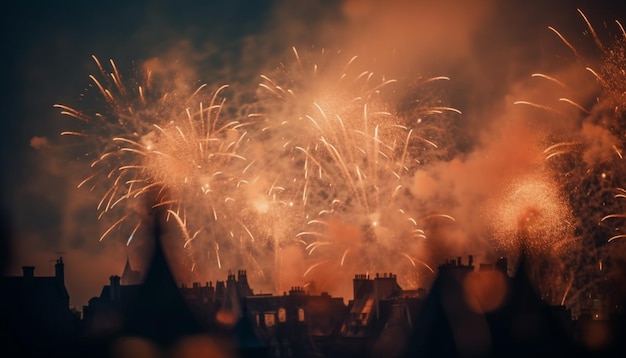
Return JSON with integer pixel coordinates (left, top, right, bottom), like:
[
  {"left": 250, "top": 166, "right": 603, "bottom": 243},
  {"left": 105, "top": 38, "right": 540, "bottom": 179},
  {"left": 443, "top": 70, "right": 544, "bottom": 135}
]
[{"left": 4, "top": 229, "right": 626, "bottom": 357}]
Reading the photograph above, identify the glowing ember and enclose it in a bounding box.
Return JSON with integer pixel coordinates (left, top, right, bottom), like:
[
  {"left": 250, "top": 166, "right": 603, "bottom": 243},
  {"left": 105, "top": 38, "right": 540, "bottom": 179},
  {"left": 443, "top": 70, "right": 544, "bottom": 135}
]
[{"left": 491, "top": 174, "right": 571, "bottom": 253}]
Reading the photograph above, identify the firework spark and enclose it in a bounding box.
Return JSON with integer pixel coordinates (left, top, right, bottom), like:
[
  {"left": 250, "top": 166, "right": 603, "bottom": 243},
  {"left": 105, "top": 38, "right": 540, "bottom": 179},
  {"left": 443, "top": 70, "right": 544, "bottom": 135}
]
[
  {"left": 254, "top": 48, "right": 459, "bottom": 287},
  {"left": 513, "top": 9, "right": 626, "bottom": 306},
  {"left": 57, "top": 47, "right": 458, "bottom": 294},
  {"left": 490, "top": 174, "right": 572, "bottom": 252},
  {"left": 56, "top": 56, "right": 264, "bottom": 278}
]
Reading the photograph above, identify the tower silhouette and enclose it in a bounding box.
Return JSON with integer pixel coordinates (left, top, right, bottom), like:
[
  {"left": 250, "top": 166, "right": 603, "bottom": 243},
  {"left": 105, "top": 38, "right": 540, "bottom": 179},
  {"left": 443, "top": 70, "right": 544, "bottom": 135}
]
[{"left": 118, "top": 208, "right": 204, "bottom": 347}]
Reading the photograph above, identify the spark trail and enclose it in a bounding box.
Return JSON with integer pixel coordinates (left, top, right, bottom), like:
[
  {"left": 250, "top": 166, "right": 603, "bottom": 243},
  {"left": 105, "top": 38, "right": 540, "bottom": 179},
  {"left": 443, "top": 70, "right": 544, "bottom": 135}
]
[
  {"left": 515, "top": 9, "right": 626, "bottom": 306},
  {"left": 254, "top": 48, "right": 459, "bottom": 287},
  {"left": 57, "top": 50, "right": 458, "bottom": 293},
  {"left": 56, "top": 56, "right": 263, "bottom": 277}
]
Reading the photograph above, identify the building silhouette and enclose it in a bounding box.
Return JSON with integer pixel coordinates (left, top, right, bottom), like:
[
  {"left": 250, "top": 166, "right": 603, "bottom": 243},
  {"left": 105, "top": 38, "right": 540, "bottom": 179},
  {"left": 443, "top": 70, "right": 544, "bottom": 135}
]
[
  {"left": 81, "top": 258, "right": 144, "bottom": 344},
  {"left": 120, "top": 257, "right": 141, "bottom": 285},
  {"left": 79, "top": 211, "right": 237, "bottom": 358},
  {"left": 403, "top": 254, "right": 580, "bottom": 358},
  {"left": 323, "top": 272, "right": 426, "bottom": 357},
  {"left": 0, "top": 257, "right": 80, "bottom": 357},
  {"left": 245, "top": 286, "right": 346, "bottom": 357},
  {"left": 6, "top": 225, "right": 626, "bottom": 358}
]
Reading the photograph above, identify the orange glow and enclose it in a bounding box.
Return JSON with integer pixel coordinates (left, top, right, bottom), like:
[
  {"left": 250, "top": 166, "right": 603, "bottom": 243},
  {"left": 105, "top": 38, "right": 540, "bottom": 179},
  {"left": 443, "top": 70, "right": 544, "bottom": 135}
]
[
  {"left": 492, "top": 174, "right": 571, "bottom": 253},
  {"left": 111, "top": 337, "right": 160, "bottom": 358},
  {"left": 170, "top": 335, "right": 236, "bottom": 358},
  {"left": 326, "top": 219, "right": 362, "bottom": 246},
  {"left": 215, "top": 310, "right": 238, "bottom": 327},
  {"left": 463, "top": 270, "right": 508, "bottom": 314},
  {"left": 580, "top": 321, "right": 613, "bottom": 351}
]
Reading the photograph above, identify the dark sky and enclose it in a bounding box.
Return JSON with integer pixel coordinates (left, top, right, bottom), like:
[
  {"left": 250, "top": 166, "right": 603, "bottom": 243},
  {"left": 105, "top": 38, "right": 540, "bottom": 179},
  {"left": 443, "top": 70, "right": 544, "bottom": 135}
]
[{"left": 2, "top": 0, "right": 626, "bottom": 308}]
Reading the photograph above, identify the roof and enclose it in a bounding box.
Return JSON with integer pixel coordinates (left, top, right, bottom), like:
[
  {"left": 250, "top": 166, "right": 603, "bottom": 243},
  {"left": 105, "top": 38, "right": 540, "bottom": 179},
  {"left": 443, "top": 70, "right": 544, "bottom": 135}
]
[
  {"left": 0, "top": 275, "right": 69, "bottom": 304},
  {"left": 97, "top": 284, "right": 142, "bottom": 303}
]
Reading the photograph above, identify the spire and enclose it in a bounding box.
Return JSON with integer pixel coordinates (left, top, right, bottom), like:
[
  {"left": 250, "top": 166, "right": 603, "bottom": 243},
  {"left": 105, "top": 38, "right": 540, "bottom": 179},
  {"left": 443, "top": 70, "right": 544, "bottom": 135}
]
[
  {"left": 122, "top": 256, "right": 132, "bottom": 276},
  {"left": 119, "top": 207, "right": 204, "bottom": 348},
  {"left": 120, "top": 255, "right": 141, "bottom": 285}
]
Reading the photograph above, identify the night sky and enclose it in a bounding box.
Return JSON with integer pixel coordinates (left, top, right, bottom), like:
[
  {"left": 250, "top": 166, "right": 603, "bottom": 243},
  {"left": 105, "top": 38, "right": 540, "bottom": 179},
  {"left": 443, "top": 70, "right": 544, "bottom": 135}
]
[{"left": 2, "top": 0, "right": 626, "bottom": 308}]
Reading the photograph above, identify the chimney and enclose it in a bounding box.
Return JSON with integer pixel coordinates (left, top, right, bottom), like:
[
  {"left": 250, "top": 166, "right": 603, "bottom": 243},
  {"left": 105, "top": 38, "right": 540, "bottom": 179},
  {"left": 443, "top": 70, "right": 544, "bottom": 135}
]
[
  {"left": 237, "top": 270, "right": 248, "bottom": 285},
  {"left": 207, "top": 282, "right": 215, "bottom": 301},
  {"left": 289, "top": 286, "right": 306, "bottom": 296},
  {"left": 22, "top": 266, "right": 35, "bottom": 278},
  {"left": 55, "top": 257, "right": 65, "bottom": 283},
  {"left": 353, "top": 274, "right": 367, "bottom": 299},
  {"left": 227, "top": 271, "right": 236, "bottom": 284},
  {"left": 110, "top": 275, "right": 121, "bottom": 302},
  {"left": 468, "top": 255, "right": 474, "bottom": 267},
  {"left": 215, "top": 281, "right": 225, "bottom": 302},
  {"left": 236, "top": 269, "right": 253, "bottom": 296}
]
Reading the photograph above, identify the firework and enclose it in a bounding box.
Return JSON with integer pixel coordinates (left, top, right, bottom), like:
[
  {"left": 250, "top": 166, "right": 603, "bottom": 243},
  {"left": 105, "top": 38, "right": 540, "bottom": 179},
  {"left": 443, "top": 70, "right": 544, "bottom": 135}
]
[
  {"left": 57, "top": 49, "right": 458, "bottom": 293},
  {"left": 513, "top": 9, "right": 626, "bottom": 306},
  {"left": 55, "top": 56, "right": 264, "bottom": 278},
  {"left": 491, "top": 174, "right": 572, "bottom": 251},
  {"left": 253, "top": 48, "right": 459, "bottom": 288},
  {"left": 489, "top": 172, "right": 576, "bottom": 304}
]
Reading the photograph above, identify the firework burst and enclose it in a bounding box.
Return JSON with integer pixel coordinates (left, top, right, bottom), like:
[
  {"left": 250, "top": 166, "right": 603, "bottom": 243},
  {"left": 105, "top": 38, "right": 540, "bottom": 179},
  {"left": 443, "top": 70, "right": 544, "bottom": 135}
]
[
  {"left": 513, "top": 9, "right": 626, "bottom": 306},
  {"left": 254, "top": 48, "right": 459, "bottom": 286},
  {"left": 56, "top": 49, "right": 459, "bottom": 292},
  {"left": 55, "top": 56, "right": 264, "bottom": 277}
]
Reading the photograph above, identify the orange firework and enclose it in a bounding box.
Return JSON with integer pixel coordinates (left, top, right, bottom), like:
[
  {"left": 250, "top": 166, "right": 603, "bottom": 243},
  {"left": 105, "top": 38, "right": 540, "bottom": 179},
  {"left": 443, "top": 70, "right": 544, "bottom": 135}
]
[
  {"left": 513, "top": 8, "right": 626, "bottom": 306},
  {"left": 56, "top": 56, "right": 265, "bottom": 278},
  {"left": 56, "top": 50, "right": 459, "bottom": 293},
  {"left": 253, "top": 47, "right": 459, "bottom": 288}
]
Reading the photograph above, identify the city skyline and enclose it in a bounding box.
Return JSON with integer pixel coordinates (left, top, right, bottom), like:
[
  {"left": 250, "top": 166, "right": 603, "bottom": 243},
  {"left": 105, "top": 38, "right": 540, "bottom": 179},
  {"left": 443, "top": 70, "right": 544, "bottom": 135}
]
[{"left": 2, "top": 233, "right": 621, "bottom": 357}]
